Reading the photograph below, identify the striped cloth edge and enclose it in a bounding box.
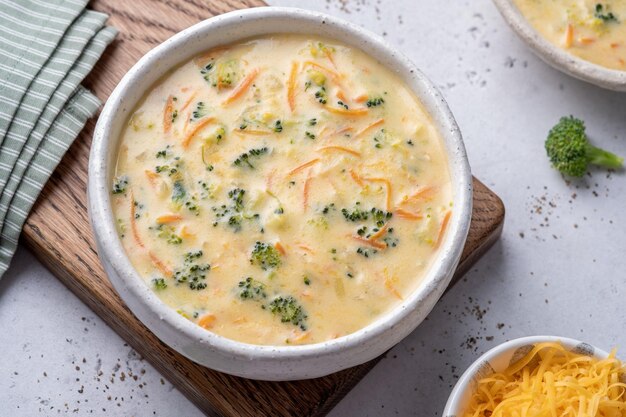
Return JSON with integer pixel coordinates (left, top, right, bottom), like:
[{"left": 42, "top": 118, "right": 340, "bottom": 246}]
[{"left": 0, "top": 0, "right": 116, "bottom": 276}]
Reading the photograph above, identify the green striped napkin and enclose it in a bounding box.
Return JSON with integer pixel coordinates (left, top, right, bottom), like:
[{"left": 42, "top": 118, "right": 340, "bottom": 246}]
[{"left": 0, "top": 0, "right": 117, "bottom": 275}]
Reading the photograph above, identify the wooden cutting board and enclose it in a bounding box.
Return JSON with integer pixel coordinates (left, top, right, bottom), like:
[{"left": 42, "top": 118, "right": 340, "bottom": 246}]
[{"left": 21, "top": 1, "right": 505, "bottom": 416}]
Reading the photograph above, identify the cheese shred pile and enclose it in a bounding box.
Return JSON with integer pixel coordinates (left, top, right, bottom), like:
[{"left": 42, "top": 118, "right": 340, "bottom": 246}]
[{"left": 464, "top": 342, "right": 626, "bottom": 417}]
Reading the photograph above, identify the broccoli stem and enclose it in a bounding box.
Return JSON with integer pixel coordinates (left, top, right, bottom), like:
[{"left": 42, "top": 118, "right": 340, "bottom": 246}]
[{"left": 587, "top": 144, "right": 624, "bottom": 169}]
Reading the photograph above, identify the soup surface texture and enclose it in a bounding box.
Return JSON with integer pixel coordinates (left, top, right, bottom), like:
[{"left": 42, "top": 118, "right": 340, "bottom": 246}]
[
  {"left": 513, "top": 0, "right": 626, "bottom": 70},
  {"left": 112, "top": 35, "right": 452, "bottom": 346}
]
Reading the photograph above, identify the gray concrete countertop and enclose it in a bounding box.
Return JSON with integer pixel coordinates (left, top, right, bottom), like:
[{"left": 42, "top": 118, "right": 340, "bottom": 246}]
[{"left": 2, "top": 0, "right": 626, "bottom": 415}]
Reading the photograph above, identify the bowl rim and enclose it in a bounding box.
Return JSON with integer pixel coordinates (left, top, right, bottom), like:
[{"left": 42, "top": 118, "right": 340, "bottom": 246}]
[
  {"left": 88, "top": 6, "right": 473, "bottom": 362},
  {"left": 443, "top": 335, "right": 612, "bottom": 416},
  {"left": 492, "top": 0, "right": 626, "bottom": 91}
]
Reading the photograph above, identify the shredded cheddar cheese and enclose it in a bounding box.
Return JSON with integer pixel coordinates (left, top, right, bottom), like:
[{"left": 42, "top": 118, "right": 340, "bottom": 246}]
[{"left": 463, "top": 342, "right": 626, "bottom": 417}]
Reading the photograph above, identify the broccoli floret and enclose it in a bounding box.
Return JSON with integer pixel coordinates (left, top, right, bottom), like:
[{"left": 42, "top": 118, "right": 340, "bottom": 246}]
[
  {"left": 237, "top": 277, "right": 267, "bottom": 300},
  {"left": 228, "top": 188, "right": 245, "bottom": 212},
  {"left": 269, "top": 296, "right": 308, "bottom": 330},
  {"left": 174, "top": 250, "right": 210, "bottom": 290},
  {"left": 250, "top": 241, "right": 282, "bottom": 270},
  {"left": 545, "top": 116, "right": 623, "bottom": 177},
  {"left": 341, "top": 202, "right": 369, "bottom": 222},
  {"left": 366, "top": 97, "right": 385, "bottom": 107},
  {"left": 172, "top": 180, "right": 186, "bottom": 203},
  {"left": 112, "top": 175, "right": 129, "bottom": 194},
  {"left": 192, "top": 101, "right": 208, "bottom": 120},
  {"left": 152, "top": 278, "right": 168, "bottom": 290},
  {"left": 595, "top": 4, "right": 618, "bottom": 22},
  {"left": 233, "top": 147, "right": 269, "bottom": 169}
]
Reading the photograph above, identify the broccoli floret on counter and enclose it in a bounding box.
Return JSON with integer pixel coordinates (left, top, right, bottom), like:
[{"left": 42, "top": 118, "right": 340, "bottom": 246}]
[
  {"left": 269, "top": 296, "right": 308, "bottom": 330},
  {"left": 250, "top": 241, "right": 281, "bottom": 270},
  {"left": 545, "top": 116, "right": 623, "bottom": 177},
  {"left": 237, "top": 277, "right": 267, "bottom": 300}
]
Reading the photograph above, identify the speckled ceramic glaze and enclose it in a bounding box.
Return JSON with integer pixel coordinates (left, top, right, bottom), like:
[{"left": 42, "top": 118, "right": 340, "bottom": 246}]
[
  {"left": 493, "top": 0, "right": 626, "bottom": 91},
  {"left": 443, "top": 336, "right": 612, "bottom": 416},
  {"left": 88, "top": 7, "right": 472, "bottom": 381}
]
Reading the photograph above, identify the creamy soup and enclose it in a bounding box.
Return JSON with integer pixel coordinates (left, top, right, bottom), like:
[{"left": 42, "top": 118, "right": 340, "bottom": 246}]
[
  {"left": 112, "top": 35, "right": 452, "bottom": 346},
  {"left": 514, "top": 0, "right": 626, "bottom": 70}
]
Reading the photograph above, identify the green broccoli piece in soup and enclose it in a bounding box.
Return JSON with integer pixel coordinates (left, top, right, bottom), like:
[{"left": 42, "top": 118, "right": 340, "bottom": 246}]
[
  {"left": 250, "top": 241, "right": 281, "bottom": 270},
  {"left": 545, "top": 116, "right": 623, "bottom": 177},
  {"left": 237, "top": 277, "right": 267, "bottom": 300},
  {"left": 112, "top": 175, "right": 129, "bottom": 194},
  {"left": 269, "top": 296, "right": 308, "bottom": 330}
]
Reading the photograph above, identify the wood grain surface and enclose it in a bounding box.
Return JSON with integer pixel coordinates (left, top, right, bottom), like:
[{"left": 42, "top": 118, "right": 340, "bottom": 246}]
[{"left": 20, "top": 1, "right": 505, "bottom": 416}]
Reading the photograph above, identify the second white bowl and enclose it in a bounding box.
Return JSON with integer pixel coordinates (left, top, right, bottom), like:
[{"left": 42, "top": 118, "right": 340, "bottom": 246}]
[{"left": 493, "top": 0, "right": 626, "bottom": 91}]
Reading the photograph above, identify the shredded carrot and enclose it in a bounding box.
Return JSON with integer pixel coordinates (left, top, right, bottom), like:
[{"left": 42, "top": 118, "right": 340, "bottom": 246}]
[
  {"left": 564, "top": 24, "right": 574, "bottom": 48},
  {"left": 129, "top": 191, "right": 171, "bottom": 275},
  {"left": 395, "top": 208, "right": 423, "bottom": 220},
  {"left": 222, "top": 68, "right": 259, "bottom": 105},
  {"left": 181, "top": 117, "right": 215, "bottom": 148},
  {"left": 405, "top": 186, "right": 436, "bottom": 202},
  {"left": 180, "top": 92, "right": 198, "bottom": 113},
  {"left": 435, "top": 211, "right": 452, "bottom": 248},
  {"left": 369, "top": 224, "right": 389, "bottom": 241},
  {"left": 287, "top": 62, "right": 298, "bottom": 112},
  {"left": 324, "top": 47, "right": 336, "bottom": 68},
  {"left": 156, "top": 214, "right": 183, "bottom": 224},
  {"left": 350, "top": 169, "right": 365, "bottom": 186},
  {"left": 288, "top": 331, "right": 310, "bottom": 343},
  {"left": 288, "top": 158, "right": 320, "bottom": 176},
  {"left": 144, "top": 170, "right": 159, "bottom": 187},
  {"left": 325, "top": 105, "right": 368, "bottom": 116},
  {"left": 297, "top": 243, "right": 314, "bottom": 253},
  {"left": 362, "top": 177, "right": 392, "bottom": 211},
  {"left": 149, "top": 251, "right": 172, "bottom": 276},
  {"left": 303, "top": 169, "right": 313, "bottom": 211},
  {"left": 384, "top": 277, "right": 403, "bottom": 300},
  {"left": 336, "top": 90, "right": 348, "bottom": 102},
  {"left": 303, "top": 61, "right": 342, "bottom": 82},
  {"left": 351, "top": 235, "right": 387, "bottom": 250},
  {"left": 234, "top": 128, "right": 271, "bottom": 136},
  {"left": 197, "top": 314, "right": 216, "bottom": 329},
  {"left": 580, "top": 37, "right": 595, "bottom": 45},
  {"left": 354, "top": 93, "right": 368, "bottom": 103},
  {"left": 163, "top": 95, "right": 174, "bottom": 134},
  {"left": 611, "top": 42, "right": 620, "bottom": 49},
  {"left": 129, "top": 192, "right": 144, "bottom": 248},
  {"left": 193, "top": 47, "right": 227, "bottom": 67},
  {"left": 275, "top": 242, "right": 287, "bottom": 256},
  {"left": 334, "top": 126, "right": 354, "bottom": 136},
  {"left": 180, "top": 226, "right": 196, "bottom": 239},
  {"left": 317, "top": 145, "right": 361, "bottom": 157},
  {"left": 354, "top": 118, "right": 384, "bottom": 139}
]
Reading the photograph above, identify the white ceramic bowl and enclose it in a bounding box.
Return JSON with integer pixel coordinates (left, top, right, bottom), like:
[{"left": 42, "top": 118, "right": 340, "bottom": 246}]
[
  {"left": 493, "top": 0, "right": 626, "bottom": 91},
  {"left": 88, "top": 7, "right": 473, "bottom": 381},
  {"left": 443, "top": 336, "right": 613, "bottom": 416}
]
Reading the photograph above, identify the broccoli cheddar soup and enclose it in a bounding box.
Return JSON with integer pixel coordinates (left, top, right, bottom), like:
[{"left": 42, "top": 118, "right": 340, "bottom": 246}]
[
  {"left": 514, "top": 0, "right": 626, "bottom": 70},
  {"left": 112, "top": 35, "right": 453, "bottom": 346}
]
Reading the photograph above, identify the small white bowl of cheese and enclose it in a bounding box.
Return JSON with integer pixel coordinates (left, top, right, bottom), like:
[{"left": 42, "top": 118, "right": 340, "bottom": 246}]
[
  {"left": 493, "top": 0, "right": 626, "bottom": 91},
  {"left": 443, "top": 336, "right": 625, "bottom": 417},
  {"left": 88, "top": 7, "right": 473, "bottom": 381}
]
